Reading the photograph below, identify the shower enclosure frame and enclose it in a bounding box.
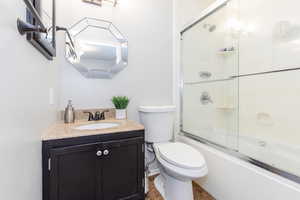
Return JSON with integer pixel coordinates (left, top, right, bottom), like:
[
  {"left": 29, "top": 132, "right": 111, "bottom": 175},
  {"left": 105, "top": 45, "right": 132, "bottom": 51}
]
[{"left": 179, "top": 0, "right": 300, "bottom": 185}]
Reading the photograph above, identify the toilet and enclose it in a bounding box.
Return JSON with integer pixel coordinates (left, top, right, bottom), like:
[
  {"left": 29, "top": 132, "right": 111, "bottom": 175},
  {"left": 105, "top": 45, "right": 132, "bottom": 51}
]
[{"left": 139, "top": 105, "right": 208, "bottom": 200}]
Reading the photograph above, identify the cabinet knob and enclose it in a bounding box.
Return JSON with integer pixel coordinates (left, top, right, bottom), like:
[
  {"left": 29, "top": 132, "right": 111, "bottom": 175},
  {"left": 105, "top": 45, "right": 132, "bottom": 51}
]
[
  {"left": 103, "top": 149, "right": 109, "bottom": 155},
  {"left": 96, "top": 150, "right": 102, "bottom": 156}
]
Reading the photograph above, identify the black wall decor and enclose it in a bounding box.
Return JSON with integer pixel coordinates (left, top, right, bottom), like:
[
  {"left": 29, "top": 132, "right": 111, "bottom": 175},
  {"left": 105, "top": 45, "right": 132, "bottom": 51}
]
[{"left": 25, "top": 0, "right": 56, "bottom": 60}]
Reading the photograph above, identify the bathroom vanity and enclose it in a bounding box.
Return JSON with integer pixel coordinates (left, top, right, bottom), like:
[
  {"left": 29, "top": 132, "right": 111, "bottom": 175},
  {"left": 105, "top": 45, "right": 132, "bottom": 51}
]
[{"left": 42, "top": 120, "right": 145, "bottom": 200}]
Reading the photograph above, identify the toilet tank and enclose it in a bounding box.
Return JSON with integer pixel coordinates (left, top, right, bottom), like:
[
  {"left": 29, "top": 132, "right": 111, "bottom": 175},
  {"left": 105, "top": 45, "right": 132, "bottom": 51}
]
[{"left": 139, "top": 106, "right": 176, "bottom": 143}]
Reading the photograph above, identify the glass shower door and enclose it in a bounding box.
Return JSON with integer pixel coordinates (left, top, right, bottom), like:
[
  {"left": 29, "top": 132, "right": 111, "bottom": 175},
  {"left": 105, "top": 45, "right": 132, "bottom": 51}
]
[
  {"left": 181, "top": 0, "right": 239, "bottom": 149},
  {"left": 237, "top": 0, "right": 300, "bottom": 178},
  {"left": 181, "top": 0, "right": 300, "bottom": 182}
]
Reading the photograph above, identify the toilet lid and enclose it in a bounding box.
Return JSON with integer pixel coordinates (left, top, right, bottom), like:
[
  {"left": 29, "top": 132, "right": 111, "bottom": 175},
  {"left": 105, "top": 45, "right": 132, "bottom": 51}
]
[{"left": 157, "top": 143, "right": 206, "bottom": 169}]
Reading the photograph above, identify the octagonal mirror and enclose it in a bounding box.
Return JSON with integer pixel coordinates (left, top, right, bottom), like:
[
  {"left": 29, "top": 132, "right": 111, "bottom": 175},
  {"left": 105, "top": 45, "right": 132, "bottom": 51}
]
[{"left": 65, "top": 18, "right": 128, "bottom": 79}]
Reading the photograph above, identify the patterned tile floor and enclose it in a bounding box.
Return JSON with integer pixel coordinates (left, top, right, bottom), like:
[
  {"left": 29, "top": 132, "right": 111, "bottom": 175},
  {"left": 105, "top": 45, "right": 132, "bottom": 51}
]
[{"left": 146, "top": 175, "right": 215, "bottom": 200}]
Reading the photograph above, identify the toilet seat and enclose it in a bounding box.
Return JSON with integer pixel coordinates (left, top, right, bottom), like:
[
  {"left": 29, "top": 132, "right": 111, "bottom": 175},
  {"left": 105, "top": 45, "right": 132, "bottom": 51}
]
[
  {"left": 156, "top": 142, "right": 206, "bottom": 169},
  {"left": 153, "top": 142, "right": 208, "bottom": 181}
]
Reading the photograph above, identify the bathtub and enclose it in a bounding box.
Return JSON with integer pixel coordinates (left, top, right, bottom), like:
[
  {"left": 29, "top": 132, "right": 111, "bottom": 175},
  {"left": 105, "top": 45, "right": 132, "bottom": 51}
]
[
  {"left": 182, "top": 128, "right": 300, "bottom": 178},
  {"left": 239, "top": 135, "right": 300, "bottom": 177},
  {"left": 178, "top": 134, "right": 300, "bottom": 200}
]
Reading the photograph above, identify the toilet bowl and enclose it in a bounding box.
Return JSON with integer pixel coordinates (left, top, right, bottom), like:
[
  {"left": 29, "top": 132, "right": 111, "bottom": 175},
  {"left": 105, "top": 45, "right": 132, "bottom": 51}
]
[
  {"left": 153, "top": 142, "right": 207, "bottom": 200},
  {"left": 139, "top": 105, "right": 208, "bottom": 200},
  {"left": 154, "top": 142, "right": 208, "bottom": 181}
]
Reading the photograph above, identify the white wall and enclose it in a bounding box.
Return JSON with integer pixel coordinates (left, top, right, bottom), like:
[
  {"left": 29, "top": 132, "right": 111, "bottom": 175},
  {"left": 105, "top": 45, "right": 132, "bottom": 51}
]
[
  {"left": 0, "top": 1, "right": 60, "bottom": 200},
  {"left": 56, "top": 0, "right": 174, "bottom": 121},
  {"left": 0, "top": 1, "right": 173, "bottom": 199},
  {"left": 178, "top": 0, "right": 216, "bottom": 28}
]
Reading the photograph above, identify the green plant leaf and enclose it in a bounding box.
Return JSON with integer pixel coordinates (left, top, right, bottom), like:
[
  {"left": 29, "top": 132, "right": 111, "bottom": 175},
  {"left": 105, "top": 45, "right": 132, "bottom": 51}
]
[{"left": 111, "top": 96, "right": 130, "bottom": 109}]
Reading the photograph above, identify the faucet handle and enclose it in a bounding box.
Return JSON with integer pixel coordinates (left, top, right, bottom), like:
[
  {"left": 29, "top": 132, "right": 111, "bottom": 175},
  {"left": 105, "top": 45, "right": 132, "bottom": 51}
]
[
  {"left": 94, "top": 111, "right": 101, "bottom": 121},
  {"left": 100, "top": 112, "right": 106, "bottom": 120},
  {"left": 96, "top": 110, "right": 109, "bottom": 120},
  {"left": 83, "top": 111, "right": 94, "bottom": 121}
]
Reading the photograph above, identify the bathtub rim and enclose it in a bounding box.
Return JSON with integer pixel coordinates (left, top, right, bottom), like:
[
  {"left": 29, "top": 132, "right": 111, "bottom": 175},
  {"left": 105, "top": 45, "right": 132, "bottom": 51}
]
[{"left": 181, "top": 131, "right": 300, "bottom": 185}]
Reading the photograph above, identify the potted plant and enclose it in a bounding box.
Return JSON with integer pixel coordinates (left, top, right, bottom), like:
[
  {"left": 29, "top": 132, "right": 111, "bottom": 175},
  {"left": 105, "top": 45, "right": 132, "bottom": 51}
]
[{"left": 111, "top": 96, "right": 130, "bottom": 120}]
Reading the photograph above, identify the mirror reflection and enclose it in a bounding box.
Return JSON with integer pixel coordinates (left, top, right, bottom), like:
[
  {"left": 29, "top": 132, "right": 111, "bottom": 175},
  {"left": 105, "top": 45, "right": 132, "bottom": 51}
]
[
  {"left": 40, "top": 0, "right": 53, "bottom": 44},
  {"left": 66, "top": 18, "right": 128, "bottom": 79}
]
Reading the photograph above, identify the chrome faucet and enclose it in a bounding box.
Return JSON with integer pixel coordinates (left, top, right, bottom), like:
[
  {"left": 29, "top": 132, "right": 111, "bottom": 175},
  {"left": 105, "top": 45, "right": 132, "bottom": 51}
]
[{"left": 200, "top": 92, "right": 213, "bottom": 105}]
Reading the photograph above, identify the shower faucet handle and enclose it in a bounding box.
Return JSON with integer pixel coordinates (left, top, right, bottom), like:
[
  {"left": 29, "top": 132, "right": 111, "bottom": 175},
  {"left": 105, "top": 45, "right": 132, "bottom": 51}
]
[{"left": 200, "top": 91, "right": 213, "bottom": 105}]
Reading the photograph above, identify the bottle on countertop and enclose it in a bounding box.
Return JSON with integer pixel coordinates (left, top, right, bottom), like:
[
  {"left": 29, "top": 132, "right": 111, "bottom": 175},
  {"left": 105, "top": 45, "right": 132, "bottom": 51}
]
[{"left": 64, "top": 100, "right": 75, "bottom": 123}]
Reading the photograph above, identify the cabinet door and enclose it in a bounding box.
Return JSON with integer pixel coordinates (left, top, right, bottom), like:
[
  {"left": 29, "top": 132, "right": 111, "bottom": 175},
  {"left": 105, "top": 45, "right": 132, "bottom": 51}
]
[
  {"left": 49, "top": 143, "right": 102, "bottom": 200},
  {"left": 101, "top": 137, "right": 144, "bottom": 200}
]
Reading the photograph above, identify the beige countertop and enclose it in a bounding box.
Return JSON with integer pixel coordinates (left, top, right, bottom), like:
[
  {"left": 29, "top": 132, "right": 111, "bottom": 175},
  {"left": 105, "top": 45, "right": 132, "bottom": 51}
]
[{"left": 42, "top": 119, "right": 144, "bottom": 141}]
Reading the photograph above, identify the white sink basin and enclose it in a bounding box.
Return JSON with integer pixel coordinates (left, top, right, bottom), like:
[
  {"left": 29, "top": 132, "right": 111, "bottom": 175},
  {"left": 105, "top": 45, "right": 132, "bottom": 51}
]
[{"left": 74, "top": 122, "right": 120, "bottom": 131}]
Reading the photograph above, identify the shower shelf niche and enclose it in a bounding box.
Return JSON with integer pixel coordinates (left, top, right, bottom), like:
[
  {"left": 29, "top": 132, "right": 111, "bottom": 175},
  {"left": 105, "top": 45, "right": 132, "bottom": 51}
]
[
  {"left": 217, "top": 50, "right": 235, "bottom": 56},
  {"left": 216, "top": 105, "right": 235, "bottom": 110}
]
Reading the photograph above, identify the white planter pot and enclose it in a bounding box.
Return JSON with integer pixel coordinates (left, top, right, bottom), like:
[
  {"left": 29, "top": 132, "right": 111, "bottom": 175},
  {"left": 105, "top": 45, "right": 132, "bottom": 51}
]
[{"left": 115, "top": 109, "right": 127, "bottom": 120}]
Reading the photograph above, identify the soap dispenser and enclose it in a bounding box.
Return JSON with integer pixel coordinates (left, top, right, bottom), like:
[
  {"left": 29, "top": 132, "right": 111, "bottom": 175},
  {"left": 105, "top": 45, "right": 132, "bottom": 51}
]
[{"left": 64, "top": 100, "right": 75, "bottom": 123}]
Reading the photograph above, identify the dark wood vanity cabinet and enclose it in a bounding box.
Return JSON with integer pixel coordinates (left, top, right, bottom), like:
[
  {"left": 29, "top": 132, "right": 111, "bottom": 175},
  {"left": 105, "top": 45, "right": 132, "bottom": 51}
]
[{"left": 42, "top": 131, "right": 145, "bottom": 200}]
